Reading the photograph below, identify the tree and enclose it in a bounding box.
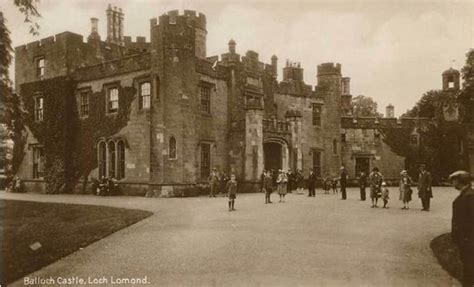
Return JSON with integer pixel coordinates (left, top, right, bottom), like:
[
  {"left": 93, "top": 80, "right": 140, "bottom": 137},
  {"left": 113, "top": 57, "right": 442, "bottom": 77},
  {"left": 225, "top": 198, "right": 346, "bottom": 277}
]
[
  {"left": 351, "top": 95, "right": 383, "bottom": 117},
  {"left": 0, "top": 1, "right": 40, "bottom": 182},
  {"left": 402, "top": 90, "right": 444, "bottom": 119}
]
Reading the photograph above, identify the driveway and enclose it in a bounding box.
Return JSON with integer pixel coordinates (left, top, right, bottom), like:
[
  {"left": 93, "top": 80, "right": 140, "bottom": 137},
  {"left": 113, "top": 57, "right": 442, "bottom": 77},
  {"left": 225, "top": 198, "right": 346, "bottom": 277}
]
[{"left": 2, "top": 188, "right": 460, "bottom": 286}]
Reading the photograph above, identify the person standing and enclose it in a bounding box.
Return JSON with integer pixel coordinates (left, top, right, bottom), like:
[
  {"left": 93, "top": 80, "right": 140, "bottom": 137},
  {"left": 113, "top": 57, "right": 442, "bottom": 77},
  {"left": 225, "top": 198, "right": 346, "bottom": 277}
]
[
  {"left": 264, "top": 171, "right": 274, "bottom": 204},
  {"left": 340, "top": 166, "right": 347, "bottom": 200},
  {"left": 417, "top": 164, "right": 433, "bottom": 211},
  {"left": 307, "top": 169, "right": 317, "bottom": 197},
  {"left": 369, "top": 167, "right": 383, "bottom": 208},
  {"left": 226, "top": 174, "right": 238, "bottom": 211},
  {"left": 399, "top": 170, "right": 413, "bottom": 210},
  {"left": 381, "top": 182, "right": 390, "bottom": 208},
  {"left": 208, "top": 168, "right": 219, "bottom": 198},
  {"left": 219, "top": 171, "right": 230, "bottom": 197},
  {"left": 359, "top": 171, "right": 367, "bottom": 201},
  {"left": 449, "top": 170, "right": 474, "bottom": 287},
  {"left": 277, "top": 170, "right": 288, "bottom": 202},
  {"left": 295, "top": 169, "right": 304, "bottom": 194}
]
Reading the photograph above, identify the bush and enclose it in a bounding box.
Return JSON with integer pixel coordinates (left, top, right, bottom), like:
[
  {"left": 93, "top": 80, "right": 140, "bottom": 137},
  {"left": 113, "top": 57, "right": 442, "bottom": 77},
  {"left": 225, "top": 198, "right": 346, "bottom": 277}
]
[{"left": 430, "top": 233, "right": 462, "bottom": 282}]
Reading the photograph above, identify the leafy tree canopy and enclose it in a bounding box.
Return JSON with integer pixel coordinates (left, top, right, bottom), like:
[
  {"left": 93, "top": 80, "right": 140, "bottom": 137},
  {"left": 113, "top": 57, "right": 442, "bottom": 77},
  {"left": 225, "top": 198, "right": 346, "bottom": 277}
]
[{"left": 351, "top": 95, "right": 383, "bottom": 117}]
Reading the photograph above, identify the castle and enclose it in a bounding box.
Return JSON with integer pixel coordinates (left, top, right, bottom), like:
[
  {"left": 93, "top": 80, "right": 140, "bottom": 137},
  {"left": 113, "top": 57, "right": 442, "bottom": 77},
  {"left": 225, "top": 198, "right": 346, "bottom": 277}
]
[{"left": 13, "top": 5, "right": 474, "bottom": 195}]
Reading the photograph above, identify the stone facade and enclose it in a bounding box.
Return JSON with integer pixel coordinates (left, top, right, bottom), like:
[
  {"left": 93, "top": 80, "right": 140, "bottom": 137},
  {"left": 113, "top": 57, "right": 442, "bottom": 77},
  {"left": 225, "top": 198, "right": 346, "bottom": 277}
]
[{"left": 13, "top": 6, "right": 473, "bottom": 195}]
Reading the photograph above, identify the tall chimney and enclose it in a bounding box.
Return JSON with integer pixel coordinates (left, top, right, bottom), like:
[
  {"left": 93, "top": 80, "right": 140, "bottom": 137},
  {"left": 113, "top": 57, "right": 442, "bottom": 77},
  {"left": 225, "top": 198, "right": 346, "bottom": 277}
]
[
  {"left": 87, "top": 17, "right": 100, "bottom": 42},
  {"left": 271, "top": 55, "right": 278, "bottom": 77},
  {"left": 118, "top": 8, "right": 124, "bottom": 45},
  {"left": 228, "top": 39, "right": 236, "bottom": 54},
  {"left": 342, "top": 77, "right": 350, "bottom": 95},
  {"left": 106, "top": 4, "right": 113, "bottom": 43}
]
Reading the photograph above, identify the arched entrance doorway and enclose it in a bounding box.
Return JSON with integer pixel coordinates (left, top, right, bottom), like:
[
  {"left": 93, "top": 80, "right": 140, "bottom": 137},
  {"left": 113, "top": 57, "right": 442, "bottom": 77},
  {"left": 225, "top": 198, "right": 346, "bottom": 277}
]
[{"left": 263, "top": 138, "right": 289, "bottom": 171}]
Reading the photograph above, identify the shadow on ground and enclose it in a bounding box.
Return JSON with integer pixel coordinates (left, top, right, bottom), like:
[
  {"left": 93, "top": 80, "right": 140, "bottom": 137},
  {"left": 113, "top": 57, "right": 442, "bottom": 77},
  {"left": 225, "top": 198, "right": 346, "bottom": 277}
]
[{"left": 431, "top": 232, "right": 463, "bottom": 283}]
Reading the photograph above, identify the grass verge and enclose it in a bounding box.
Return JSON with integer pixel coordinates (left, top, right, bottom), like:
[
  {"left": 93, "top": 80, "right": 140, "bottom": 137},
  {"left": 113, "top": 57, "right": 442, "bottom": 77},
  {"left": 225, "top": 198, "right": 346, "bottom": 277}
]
[{"left": 0, "top": 199, "right": 153, "bottom": 285}]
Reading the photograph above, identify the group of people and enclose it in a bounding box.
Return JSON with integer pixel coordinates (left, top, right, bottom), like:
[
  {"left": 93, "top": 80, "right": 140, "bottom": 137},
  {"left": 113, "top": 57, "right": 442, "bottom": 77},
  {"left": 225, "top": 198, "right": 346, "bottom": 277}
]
[
  {"left": 93, "top": 176, "right": 119, "bottom": 196},
  {"left": 357, "top": 164, "right": 433, "bottom": 211}
]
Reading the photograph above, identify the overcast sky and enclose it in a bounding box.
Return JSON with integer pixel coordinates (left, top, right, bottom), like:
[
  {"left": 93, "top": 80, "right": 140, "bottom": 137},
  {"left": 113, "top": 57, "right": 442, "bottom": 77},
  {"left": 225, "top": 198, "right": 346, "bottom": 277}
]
[{"left": 2, "top": 0, "right": 473, "bottom": 116}]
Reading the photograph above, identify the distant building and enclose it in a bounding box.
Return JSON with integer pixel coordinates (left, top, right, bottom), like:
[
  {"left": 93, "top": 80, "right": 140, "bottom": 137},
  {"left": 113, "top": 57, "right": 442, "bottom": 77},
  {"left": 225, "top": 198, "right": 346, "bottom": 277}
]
[{"left": 13, "top": 5, "right": 473, "bottom": 195}]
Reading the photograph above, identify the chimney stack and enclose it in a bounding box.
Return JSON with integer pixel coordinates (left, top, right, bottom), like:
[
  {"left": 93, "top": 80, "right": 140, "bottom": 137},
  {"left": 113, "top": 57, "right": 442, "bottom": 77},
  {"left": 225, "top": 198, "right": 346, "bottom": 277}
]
[
  {"left": 342, "top": 77, "right": 350, "bottom": 95},
  {"left": 87, "top": 17, "right": 100, "bottom": 42},
  {"left": 106, "top": 4, "right": 124, "bottom": 46}
]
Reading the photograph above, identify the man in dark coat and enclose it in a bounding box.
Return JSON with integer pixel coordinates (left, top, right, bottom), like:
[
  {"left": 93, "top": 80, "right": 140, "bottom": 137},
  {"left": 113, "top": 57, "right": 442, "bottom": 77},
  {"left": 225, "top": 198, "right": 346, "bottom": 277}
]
[
  {"left": 417, "top": 164, "right": 433, "bottom": 211},
  {"left": 449, "top": 170, "right": 474, "bottom": 287},
  {"left": 307, "top": 169, "right": 317, "bottom": 197},
  {"left": 264, "top": 171, "right": 274, "bottom": 204},
  {"left": 359, "top": 171, "right": 367, "bottom": 201},
  {"left": 340, "top": 166, "right": 348, "bottom": 200}
]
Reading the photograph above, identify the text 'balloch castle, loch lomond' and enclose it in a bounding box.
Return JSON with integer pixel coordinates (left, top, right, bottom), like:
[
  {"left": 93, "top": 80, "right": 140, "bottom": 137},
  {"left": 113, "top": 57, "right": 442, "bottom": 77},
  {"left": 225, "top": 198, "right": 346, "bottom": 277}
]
[{"left": 13, "top": 5, "right": 474, "bottom": 196}]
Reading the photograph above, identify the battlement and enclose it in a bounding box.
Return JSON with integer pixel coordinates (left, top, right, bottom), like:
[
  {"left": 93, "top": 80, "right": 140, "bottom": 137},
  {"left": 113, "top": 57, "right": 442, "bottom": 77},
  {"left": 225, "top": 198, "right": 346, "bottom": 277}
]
[
  {"left": 317, "top": 62, "right": 341, "bottom": 76},
  {"left": 124, "top": 36, "right": 148, "bottom": 44},
  {"left": 15, "top": 31, "right": 84, "bottom": 52},
  {"left": 341, "top": 116, "right": 431, "bottom": 129},
  {"left": 156, "top": 10, "right": 206, "bottom": 30}
]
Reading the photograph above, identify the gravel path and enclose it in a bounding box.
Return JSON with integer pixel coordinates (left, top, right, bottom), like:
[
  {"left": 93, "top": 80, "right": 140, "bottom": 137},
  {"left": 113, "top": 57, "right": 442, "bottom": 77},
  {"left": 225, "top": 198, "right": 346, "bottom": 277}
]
[{"left": 2, "top": 188, "right": 460, "bottom": 287}]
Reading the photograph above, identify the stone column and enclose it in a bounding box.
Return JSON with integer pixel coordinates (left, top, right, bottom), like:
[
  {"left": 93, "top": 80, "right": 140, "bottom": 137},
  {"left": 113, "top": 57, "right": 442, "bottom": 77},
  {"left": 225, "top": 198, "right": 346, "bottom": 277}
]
[{"left": 244, "top": 104, "right": 264, "bottom": 181}]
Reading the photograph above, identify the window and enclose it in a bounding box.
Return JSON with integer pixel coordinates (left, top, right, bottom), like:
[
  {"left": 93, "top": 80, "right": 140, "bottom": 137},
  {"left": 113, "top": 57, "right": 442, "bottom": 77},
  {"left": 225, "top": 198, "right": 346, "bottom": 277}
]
[
  {"left": 34, "top": 96, "right": 43, "bottom": 121},
  {"left": 79, "top": 92, "right": 89, "bottom": 117},
  {"left": 410, "top": 134, "right": 419, "bottom": 145},
  {"left": 97, "top": 139, "right": 125, "bottom": 179},
  {"left": 332, "top": 139, "right": 338, "bottom": 155},
  {"left": 374, "top": 130, "right": 381, "bottom": 144},
  {"left": 139, "top": 82, "right": 151, "bottom": 110},
  {"left": 362, "top": 129, "right": 369, "bottom": 137},
  {"left": 312, "top": 105, "right": 322, "bottom": 126},
  {"left": 169, "top": 137, "right": 177, "bottom": 159},
  {"left": 117, "top": 141, "right": 125, "bottom": 179},
  {"left": 312, "top": 151, "right": 321, "bottom": 177},
  {"left": 201, "top": 143, "right": 211, "bottom": 179},
  {"left": 36, "top": 57, "right": 45, "bottom": 78},
  {"left": 341, "top": 133, "right": 346, "bottom": 143},
  {"left": 200, "top": 86, "right": 211, "bottom": 113},
  {"left": 32, "top": 146, "right": 44, "bottom": 178},
  {"left": 108, "top": 141, "right": 116, "bottom": 178},
  {"left": 98, "top": 141, "right": 107, "bottom": 178},
  {"left": 107, "top": 87, "right": 119, "bottom": 113}
]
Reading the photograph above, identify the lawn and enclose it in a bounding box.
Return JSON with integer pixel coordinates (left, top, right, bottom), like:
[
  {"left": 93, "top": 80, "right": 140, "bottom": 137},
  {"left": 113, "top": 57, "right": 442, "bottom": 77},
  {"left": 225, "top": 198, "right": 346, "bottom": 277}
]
[
  {"left": 0, "top": 199, "right": 153, "bottom": 285},
  {"left": 431, "top": 232, "right": 463, "bottom": 283}
]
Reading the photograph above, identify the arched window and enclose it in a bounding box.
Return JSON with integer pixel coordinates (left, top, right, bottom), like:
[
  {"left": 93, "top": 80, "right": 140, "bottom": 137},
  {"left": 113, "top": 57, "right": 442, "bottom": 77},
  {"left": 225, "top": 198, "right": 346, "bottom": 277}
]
[
  {"left": 169, "top": 137, "right": 177, "bottom": 159},
  {"left": 108, "top": 141, "right": 116, "bottom": 178},
  {"left": 98, "top": 141, "right": 107, "bottom": 179},
  {"left": 117, "top": 140, "right": 125, "bottom": 179}
]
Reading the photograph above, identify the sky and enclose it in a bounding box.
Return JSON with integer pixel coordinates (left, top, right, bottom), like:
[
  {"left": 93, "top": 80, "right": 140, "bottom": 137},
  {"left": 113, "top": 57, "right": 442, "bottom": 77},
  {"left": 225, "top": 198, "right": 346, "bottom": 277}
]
[{"left": 2, "top": 0, "right": 473, "bottom": 116}]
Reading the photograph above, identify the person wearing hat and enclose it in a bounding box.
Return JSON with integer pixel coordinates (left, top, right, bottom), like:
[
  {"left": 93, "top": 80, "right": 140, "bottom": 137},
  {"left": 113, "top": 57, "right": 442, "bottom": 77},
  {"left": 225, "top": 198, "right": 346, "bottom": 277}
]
[
  {"left": 264, "top": 170, "right": 274, "bottom": 204},
  {"left": 340, "top": 166, "right": 348, "bottom": 200},
  {"left": 399, "top": 170, "right": 413, "bottom": 210},
  {"left": 359, "top": 171, "right": 368, "bottom": 201},
  {"left": 369, "top": 167, "right": 384, "bottom": 207},
  {"left": 417, "top": 164, "right": 433, "bottom": 211},
  {"left": 449, "top": 170, "right": 474, "bottom": 287},
  {"left": 307, "top": 168, "right": 317, "bottom": 197},
  {"left": 277, "top": 170, "right": 288, "bottom": 202},
  {"left": 208, "top": 167, "right": 219, "bottom": 198}
]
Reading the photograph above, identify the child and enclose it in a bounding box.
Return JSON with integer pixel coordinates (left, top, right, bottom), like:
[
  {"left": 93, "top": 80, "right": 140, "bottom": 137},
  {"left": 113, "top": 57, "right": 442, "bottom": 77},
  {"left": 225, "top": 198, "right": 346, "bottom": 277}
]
[
  {"left": 226, "top": 174, "right": 237, "bottom": 211},
  {"left": 381, "top": 182, "right": 390, "bottom": 208}
]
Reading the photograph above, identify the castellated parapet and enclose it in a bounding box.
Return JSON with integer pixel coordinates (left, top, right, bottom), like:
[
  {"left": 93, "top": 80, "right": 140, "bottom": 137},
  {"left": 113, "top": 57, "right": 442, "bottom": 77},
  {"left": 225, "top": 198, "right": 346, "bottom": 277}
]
[{"left": 317, "top": 62, "right": 342, "bottom": 76}]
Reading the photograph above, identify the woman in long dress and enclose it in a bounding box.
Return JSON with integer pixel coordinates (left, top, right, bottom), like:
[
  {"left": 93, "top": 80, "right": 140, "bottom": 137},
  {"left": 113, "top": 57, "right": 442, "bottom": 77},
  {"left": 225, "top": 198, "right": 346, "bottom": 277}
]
[
  {"left": 399, "top": 170, "right": 413, "bottom": 210},
  {"left": 277, "top": 170, "right": 288, "bottom": 202}
]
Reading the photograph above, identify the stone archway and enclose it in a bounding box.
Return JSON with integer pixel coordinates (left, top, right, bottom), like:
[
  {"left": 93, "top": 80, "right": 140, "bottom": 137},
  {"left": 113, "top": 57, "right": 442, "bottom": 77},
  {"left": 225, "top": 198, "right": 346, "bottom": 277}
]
[{"left": 263, "top": 138, "right": 289, "bottom": 171}]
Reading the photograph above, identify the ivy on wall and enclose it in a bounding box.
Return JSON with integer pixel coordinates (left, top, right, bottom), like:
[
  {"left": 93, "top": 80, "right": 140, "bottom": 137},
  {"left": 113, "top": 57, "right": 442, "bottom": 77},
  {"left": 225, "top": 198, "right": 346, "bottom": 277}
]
[{"left": 21, "top": 76, "right": 135, "bottom": 193}]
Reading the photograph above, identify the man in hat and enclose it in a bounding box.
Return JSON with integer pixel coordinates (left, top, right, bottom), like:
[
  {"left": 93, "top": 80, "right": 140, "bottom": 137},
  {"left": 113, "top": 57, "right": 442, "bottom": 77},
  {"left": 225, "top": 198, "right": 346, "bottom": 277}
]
[
  {"left": 340, "top": 166, "right": 348, "bottom": 200},
  {"left": 449, "top": 170, "right": 474, "bottom": 287},
  {"left": 417, "top": 164, "right": 433, "bottom": 211},
  {"left": 208, "top": 167, "right": 219, "bottom": 197}
]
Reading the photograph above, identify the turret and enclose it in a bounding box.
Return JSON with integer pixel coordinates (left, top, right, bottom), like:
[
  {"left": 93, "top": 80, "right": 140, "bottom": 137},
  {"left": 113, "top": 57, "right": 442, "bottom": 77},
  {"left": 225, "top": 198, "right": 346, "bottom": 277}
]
[
  {"left": 442, "top": 68, "right": 460, "bottom": 91},
  {"left": 271, "top": 55, "right": 278, "bottom": 77},
  {"left": 283, "top": 60, "right": 304, "bottom": 82},
  {"left": 228, "top": 39, "right": 236, "bottom": 54},
  {"left": 386, "top": 104, "right": 395, "bottom": 118}
]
